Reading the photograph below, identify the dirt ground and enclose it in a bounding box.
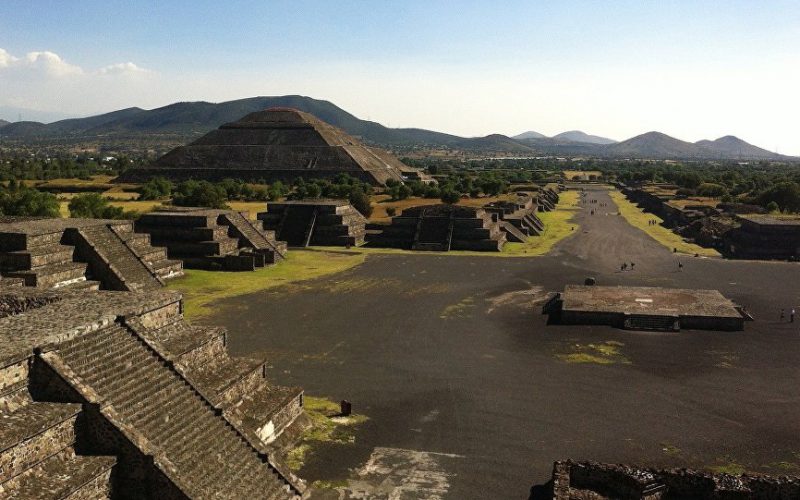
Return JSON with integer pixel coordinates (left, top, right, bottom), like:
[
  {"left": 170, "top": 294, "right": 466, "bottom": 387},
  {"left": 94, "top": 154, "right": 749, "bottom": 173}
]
[{"left": 209, "top": 186, "right": 800, "bottom": 499}]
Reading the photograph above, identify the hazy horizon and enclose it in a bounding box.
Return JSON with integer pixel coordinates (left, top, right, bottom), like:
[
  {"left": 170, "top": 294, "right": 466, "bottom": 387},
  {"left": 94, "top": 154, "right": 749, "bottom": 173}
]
[{"left": 2, "top": 1, "right": 799, "bottom": 154}]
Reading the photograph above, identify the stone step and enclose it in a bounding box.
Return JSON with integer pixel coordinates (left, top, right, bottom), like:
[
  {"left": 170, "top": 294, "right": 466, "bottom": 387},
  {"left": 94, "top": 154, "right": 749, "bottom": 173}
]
[
  {"left": 188, "top": 357, "right": 266, "bottom": 408},
  {"left": 0, "top": 448, "right": 115, "bottom": 499},
  {"left": 61, "top": 279, "right": 101, "bottom": 291},
  {"left": 73, "top": 226, "right": 162, "bottom": 292},
  {"left": 4, "top": 261, "right": 88, "bottom": 289},
  {"left": 0, "top": 402, "right": 82, "bottom": 483},
  {"left": 0, "top": 244, "right": 74, "bottom": 271}
]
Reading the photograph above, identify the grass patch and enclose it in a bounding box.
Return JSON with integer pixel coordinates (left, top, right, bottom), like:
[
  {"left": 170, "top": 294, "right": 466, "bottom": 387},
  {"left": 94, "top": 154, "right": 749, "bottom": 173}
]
[
  {"left": 167, "top": 250, "right": 366, "bottom": 319},
  {"left": 286, "top": 396, "right": 369, "bottom": 471},
  {"left": 440, "top": 296, "right": 476, "bottom": 319},
  {"left": 610, "top": 191, "right": 719, "bottom": 257},
  {"left": 227, "top": 201, "right": 266, "bottom": 220},
  {"left": 661, "top": 443, "right": 682, "bottom": 456},
  {"left": 709, "top": 459, "right": 746, "bottom": 475},
  {"left": 557, "top": 341, "right": 630, "bottom": 365}
]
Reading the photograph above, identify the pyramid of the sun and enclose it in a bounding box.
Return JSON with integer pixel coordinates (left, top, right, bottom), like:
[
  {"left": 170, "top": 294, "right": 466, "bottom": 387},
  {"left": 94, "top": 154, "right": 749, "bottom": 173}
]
[{"left": 118, "top": 108, "right": 430, "bottom": 186}]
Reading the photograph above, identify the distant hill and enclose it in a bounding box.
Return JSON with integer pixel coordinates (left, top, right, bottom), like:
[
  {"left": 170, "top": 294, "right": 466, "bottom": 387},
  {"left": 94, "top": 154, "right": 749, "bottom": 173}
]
[
  {"left": 694, "top": 135, "right": 780, "bottom": 160},
  {"left": 0, "top": 95, "right": 792, "bottom": 160},
  {"left": 512, "top": 131, "right": 546, "bottom": 140},
  {"left": 0, "top": 119, "right": 8, "bottom": 129},
  {"left": 602, "top": 131, "right": 788, "bottom": 160},
  {"left": 552, "top": 130, "right": 616, "bottom": 145}
]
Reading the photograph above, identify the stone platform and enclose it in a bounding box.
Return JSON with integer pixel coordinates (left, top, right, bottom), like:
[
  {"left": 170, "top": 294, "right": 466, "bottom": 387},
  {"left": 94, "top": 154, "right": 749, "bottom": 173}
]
[
  {"left": 545, "top": 460, "right": 800, "bottom": 499},
  {"left": 548, "top": 285, "right": 746, "bottom": 331},
  {"left": 0, "top": 217, "right": 182, "bottom": 291},
  {"left": 258, "top": 199, "right": 367, "bottom": 247},
  {"left": 136, "top": 207, "right": 288, "bottom": 271},
  {"left": 366, "top": 204, "right": 507, "bottom": 252}
]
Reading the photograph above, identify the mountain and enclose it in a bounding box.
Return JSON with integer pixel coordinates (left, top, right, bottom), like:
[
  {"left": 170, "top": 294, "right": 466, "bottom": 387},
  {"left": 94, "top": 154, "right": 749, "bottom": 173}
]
[
  {"left": 695, "top": 135, "right": 780, "bottom": 160},
  {"left": 602, "top": 131, "right": 788, "bottom": 160},
  {"left": 513, "top": 131, "right": 547, "bottom": 140},
  {"left": 0, "top": 119, "right": 9, "bottom": 129},
  {"left": 552, "top": 130, "right": 616, "bottom": 145},
  {"left": 0, "top": 95, "right": 792, "bottom": 160}
]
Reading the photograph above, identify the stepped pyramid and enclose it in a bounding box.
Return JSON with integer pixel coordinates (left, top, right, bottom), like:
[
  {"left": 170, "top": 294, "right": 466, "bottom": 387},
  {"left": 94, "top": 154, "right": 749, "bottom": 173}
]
[
  {"left": 0, "top": 285, "right": 306, "bottom": 498},
  {"left": 118, "top": 107, "right": 432, "bottom": 186},
  {"left": 0, "top": 217, "right": 183, "bottom": 291}
]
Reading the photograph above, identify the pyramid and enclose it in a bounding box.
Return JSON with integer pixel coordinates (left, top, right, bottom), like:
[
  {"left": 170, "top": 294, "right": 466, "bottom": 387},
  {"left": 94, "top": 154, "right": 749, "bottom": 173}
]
[{"left": 118, "top": 107, "right": 430, "bottom": 186}]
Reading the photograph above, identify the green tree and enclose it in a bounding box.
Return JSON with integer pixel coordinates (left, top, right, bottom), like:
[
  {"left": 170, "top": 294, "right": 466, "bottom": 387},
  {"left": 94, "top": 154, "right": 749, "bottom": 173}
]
[
  {"left": 0, "top": 184, "right": 60, "bottom": 217},
  {"left": 68, "top": 193, "right": 126, "bottom": 219},
  {"left": 440, "top": 189, "right": 460, "bottom": 204}
]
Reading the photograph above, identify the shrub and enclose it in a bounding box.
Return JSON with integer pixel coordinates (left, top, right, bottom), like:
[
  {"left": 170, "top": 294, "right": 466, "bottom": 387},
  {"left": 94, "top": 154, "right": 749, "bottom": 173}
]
[
  {"left": 386, "top": 207, "right": 397, "bottom": 217},
  {"left": 0, "top": 183, "right": 60, "bottom": 217},
  {"left": 68, "top": 193, "right": 126, "bottom": 219}
]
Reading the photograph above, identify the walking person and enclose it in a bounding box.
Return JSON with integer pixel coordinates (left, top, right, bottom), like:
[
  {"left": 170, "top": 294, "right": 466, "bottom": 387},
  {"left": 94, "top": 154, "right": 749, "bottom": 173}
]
[
  {"left": 792, "top": 308, "right": 796, "bottom": 323},
  {"left": 780, "top": 309, "right": 785, "bottom": 321},
  {"left": 678, "top": 260, "right": 683, "bottom": 271}
]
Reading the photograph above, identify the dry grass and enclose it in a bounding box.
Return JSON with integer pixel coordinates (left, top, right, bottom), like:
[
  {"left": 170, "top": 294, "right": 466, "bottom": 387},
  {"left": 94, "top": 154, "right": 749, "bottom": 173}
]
[
  {"left": 226, "top": 201, "right": 267, "bottom": 220},
  {"left": 610, "top": 191, "right": 720, "bottom": 257}
]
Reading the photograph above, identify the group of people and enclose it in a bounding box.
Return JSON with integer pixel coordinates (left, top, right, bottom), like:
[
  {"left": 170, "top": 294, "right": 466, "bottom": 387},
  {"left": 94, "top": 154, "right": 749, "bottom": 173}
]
[
  {"left": 620, "top": 262, "right": 636, "bottom": 271},
  {"left": 647, "top": 219, "right": 659, "bottom": 226},
  {"left": 780, "top": 308, "right": 796, "bottom": 323}
]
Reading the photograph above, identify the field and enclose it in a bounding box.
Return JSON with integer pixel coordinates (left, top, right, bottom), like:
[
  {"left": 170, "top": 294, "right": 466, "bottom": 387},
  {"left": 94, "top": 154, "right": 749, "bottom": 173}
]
[{"left": 610, "top": 190, "right": 720, "bottom": 257}]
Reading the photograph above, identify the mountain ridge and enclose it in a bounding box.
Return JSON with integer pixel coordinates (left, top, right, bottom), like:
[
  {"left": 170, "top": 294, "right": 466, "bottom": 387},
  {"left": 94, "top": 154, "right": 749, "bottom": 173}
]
[{"left": 0, "top": 95, "right": 792, "bottom": 160}]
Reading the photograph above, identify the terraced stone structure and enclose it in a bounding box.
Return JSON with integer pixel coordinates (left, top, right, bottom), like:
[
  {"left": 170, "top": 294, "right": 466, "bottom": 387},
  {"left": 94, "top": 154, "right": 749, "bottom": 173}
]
[
  {"left": 136, "top": 208, "right": 287, "bottom": 271},
  {"left": 258, "top": 199, "right": 367, "bottom": 247},
  {"left": 0, "top": 218, "right": 182, "bottom": 291},
  {"left": 545, "top": 285, "right": 747, "bottom": 332},
  {"left": 544, "top": 460, "right": 800, "bottom": 499},
  {"left": 116, "top": 107, "right": 432, "bottom": 186},
  {"left": 0, "top": 285, "right": 306, "bottom": 499},
  {"left": 484, "top": 193, "right": 545, "bottom": 242},
  {"left": 366, "top": 204, "right": 506, "bottom": 251},
  {"left": 724, "top": 214, "right": 800, "bottom": 260}
]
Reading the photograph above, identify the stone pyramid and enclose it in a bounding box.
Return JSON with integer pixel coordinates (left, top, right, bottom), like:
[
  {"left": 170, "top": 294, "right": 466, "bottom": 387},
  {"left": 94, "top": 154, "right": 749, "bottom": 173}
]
[{"left": 118, "top": 107, "right": 428, "bottom": 186}]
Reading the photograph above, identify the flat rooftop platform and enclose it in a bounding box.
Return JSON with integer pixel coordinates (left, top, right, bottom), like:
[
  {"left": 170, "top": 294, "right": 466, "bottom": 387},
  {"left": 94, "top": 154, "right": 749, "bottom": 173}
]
[
  {"left": 737, "top": 214, "right": 800, "bottom": 226},
  {"left": 0, "top": 217, "right": 124, "bottom": 235},
  {"left": 562, "top": 285, "right": 742, "bottom": 319}
]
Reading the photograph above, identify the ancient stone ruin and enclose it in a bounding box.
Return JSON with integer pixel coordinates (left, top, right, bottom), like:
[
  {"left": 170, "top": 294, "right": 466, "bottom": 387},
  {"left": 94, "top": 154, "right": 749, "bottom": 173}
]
[
  {"left": 0, "top": 217, "right": 182, "bottom": 291},
  {"left": 366, "top": 204, "right": 507, "bottom": 251},
  {"left": 544, "top": 285, "right": 747, "bottom": 332},
  {"left": 540, "top": 460, "right": 800, "bottom": 499},
  {"left": 135, "top": 208, "right": 287, "bottom": 271},
  {"left": 484, "top": 193, "right": 546, "bottom": 242},
  {"left": 0, "top": 284, "right": 306, "bottom": 498},
  {"left": 723, "top": 214, "right": 800, "bottom": 260},
  {"left": 117, "top": 107, "right": 433, "bottom": 186},
  {"left": 258, "top": 199, "right": 367, "bottom": 247}
]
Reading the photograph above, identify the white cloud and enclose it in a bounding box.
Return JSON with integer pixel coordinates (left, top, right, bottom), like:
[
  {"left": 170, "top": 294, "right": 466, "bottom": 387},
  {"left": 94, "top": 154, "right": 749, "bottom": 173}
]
[
  {"left": 97, "top": 62, "right": 151, "bottom": 76},
  {"left": 0, "top": 48, "right": 151, "bottom": 79},
  {"left": 0, "top": 48, "right": 19, "bottom": 68}
]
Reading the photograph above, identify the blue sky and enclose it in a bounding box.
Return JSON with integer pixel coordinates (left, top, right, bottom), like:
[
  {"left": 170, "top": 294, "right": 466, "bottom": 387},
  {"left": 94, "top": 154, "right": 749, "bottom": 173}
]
[{"left": 2, "top": 1, "right": 799, "bottom": 153}]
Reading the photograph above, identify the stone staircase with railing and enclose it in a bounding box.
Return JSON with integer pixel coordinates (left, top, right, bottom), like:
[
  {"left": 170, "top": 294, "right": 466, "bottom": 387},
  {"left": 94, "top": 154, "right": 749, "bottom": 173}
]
[
  {"left": 220, "top": 211, "right": 286, "bottom": 264},
  {"left": 0, "top": 218, "right": 183, "bottom": 291},
  {"left": 69, "top": 225, "right": 164, "bottom": 292},
  {"left": 43, "top": 322, "right": 304, "bottom": 499}
]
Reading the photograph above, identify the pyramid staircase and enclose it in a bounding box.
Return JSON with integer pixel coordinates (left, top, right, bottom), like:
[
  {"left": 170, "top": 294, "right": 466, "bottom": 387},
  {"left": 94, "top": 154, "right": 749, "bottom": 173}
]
[
  {"left": 260, "top": 200, "right": 367, "bottom": 247},
  {"left": 40, "top": 321, "right": 304, "bottom": 498},
  {"left": 0, "top": 220, "right": 182, "bottom": 291}
]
